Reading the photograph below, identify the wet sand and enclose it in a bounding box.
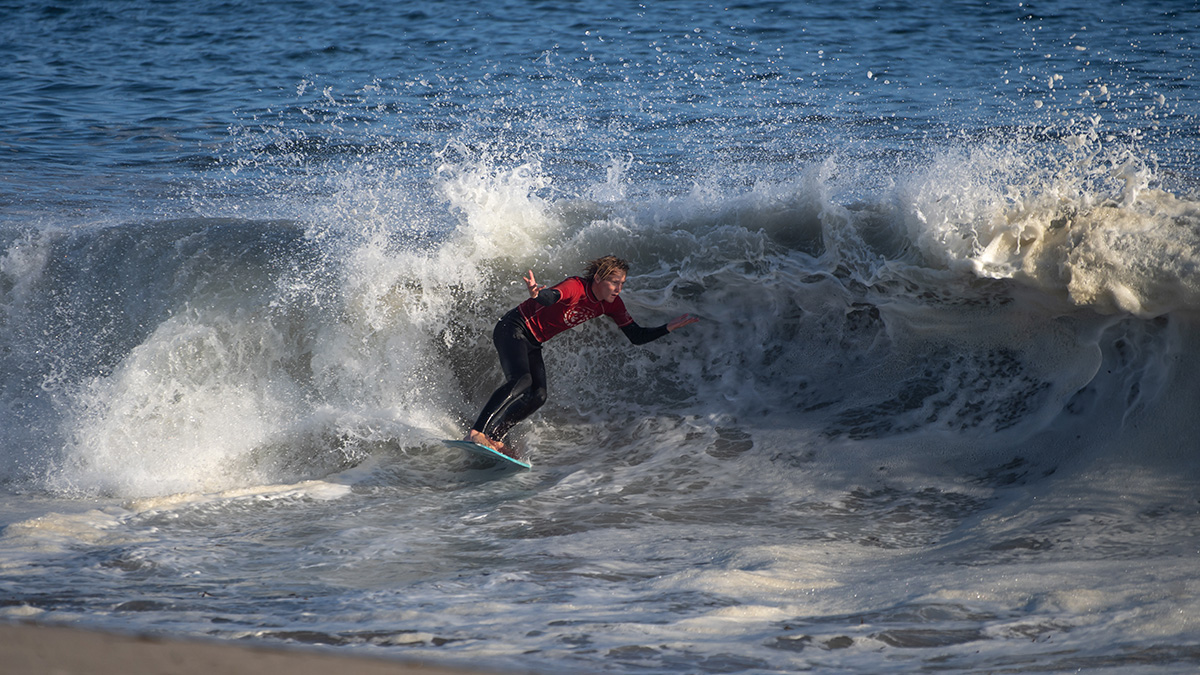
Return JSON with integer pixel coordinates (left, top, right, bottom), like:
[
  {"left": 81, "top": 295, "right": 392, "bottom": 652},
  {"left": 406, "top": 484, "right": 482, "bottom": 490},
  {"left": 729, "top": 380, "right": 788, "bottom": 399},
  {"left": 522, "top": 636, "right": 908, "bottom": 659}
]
[{"left": 0, "top": 622, "right": 505, "bottom": 675}]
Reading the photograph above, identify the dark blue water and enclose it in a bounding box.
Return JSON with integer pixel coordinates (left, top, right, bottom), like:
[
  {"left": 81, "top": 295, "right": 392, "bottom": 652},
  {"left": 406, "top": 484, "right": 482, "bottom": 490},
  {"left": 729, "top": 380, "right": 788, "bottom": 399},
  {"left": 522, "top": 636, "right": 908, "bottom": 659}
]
[
  {"left": 3, "top": 1, "right": 1200, "bottom": 673},
  {"left": 4, "top": 1, "right": 1195, "bottom": 211}
]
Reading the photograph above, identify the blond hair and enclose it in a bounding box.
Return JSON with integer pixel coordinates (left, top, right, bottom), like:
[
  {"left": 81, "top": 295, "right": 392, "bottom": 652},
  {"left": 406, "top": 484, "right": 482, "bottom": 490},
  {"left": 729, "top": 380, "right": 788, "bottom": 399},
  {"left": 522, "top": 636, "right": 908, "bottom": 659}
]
[{"left": 584, "top": 255, "right": 630, "bottom": 281}]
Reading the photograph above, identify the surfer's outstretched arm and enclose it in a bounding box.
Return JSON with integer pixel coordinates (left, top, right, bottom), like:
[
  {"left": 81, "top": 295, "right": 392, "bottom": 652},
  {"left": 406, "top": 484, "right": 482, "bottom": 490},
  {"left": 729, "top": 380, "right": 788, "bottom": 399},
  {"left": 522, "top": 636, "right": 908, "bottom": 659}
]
[{"left": 619, "top": 313, "right": 700, "bottom": 345}]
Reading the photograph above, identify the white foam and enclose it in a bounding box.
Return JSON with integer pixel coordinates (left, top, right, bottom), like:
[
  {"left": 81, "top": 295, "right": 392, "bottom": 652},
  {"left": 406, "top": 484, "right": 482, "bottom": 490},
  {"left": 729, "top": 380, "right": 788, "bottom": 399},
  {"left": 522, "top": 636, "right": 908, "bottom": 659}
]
[{"left": 899, "top": 130, "right": 1200, "bottom": 318}]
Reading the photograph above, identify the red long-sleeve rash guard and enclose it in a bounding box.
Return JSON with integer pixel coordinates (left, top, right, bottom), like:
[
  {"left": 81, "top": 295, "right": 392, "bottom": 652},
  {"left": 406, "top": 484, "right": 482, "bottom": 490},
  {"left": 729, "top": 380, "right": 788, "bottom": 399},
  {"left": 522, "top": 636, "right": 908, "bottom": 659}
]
[{"left": 515, "top": 276, "right": 668, "bottom": 345}]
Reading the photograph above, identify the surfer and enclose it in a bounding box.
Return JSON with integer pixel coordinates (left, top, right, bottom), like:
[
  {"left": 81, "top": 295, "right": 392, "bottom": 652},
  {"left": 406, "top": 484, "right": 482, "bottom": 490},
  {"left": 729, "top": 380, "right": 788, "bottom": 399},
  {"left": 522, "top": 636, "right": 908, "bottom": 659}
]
[{"left": 465, "top": 255, "right": 699, "bottom": 458}]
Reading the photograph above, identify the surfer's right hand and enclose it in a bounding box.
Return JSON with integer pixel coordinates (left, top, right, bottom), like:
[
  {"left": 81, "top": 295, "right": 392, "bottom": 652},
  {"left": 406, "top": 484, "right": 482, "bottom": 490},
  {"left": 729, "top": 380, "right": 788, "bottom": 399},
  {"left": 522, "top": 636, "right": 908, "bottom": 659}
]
[{"left": 524, "top": 270, "right": 544, "bottom": 298}]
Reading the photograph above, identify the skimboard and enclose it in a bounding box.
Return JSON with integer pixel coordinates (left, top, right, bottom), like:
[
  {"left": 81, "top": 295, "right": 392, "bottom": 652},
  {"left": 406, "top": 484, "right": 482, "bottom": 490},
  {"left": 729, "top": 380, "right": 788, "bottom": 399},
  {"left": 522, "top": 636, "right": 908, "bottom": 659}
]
[{"left": 442, "top": 439, "right": 532, "bottom": 469}]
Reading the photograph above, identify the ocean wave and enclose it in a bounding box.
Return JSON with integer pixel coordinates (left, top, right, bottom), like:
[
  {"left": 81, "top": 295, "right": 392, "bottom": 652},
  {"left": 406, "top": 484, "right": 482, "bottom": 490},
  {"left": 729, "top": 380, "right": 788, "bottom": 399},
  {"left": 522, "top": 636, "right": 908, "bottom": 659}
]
[{"left": 2, "top": 129, "right": 1197, "bottom": 497}]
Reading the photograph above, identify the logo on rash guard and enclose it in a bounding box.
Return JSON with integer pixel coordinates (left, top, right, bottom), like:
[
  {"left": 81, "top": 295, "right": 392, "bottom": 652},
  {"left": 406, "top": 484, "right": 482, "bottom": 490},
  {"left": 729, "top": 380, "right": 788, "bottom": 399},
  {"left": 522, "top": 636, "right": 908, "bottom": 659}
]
[{"left": 563, "top": 306, "right": 600, "bottom": 326}]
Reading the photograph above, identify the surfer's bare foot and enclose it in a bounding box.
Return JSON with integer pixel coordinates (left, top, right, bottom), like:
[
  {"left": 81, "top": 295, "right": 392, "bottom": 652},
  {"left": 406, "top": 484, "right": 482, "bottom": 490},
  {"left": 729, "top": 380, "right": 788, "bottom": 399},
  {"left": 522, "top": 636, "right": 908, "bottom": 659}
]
[
  {"left": 494, "top": 441, "right": 522, "bottom": 460},
  {"left": 466, "top": 429, "right": 523, "bottom": 459},
  {"left": 466, "top": 429, "right": 507, "bottom": 452},
  {"left": 465, "top": 429, "right": 493, "bottom": 447}
]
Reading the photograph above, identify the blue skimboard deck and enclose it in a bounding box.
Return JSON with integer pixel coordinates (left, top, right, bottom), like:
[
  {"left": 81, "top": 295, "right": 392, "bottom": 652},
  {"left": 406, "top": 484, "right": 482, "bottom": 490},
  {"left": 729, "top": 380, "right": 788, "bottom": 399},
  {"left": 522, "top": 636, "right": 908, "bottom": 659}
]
[{"left": 442, "top": 439, "right": 532, "bottom": 469}]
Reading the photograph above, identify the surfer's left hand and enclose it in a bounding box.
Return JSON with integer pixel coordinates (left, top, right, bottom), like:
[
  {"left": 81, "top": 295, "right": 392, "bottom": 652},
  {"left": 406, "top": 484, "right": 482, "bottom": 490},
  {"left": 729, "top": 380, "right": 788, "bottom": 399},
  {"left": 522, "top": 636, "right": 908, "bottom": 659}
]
[{"left": 667, "top": 313, "right": 700, "bottom": 331}]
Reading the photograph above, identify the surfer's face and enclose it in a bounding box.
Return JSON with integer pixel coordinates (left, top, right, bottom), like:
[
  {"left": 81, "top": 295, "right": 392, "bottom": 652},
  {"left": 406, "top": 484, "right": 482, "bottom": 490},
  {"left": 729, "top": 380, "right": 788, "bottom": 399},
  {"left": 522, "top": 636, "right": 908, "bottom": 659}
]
[{"left": 592, "top": 271, "right": 626, "bottom": 303}]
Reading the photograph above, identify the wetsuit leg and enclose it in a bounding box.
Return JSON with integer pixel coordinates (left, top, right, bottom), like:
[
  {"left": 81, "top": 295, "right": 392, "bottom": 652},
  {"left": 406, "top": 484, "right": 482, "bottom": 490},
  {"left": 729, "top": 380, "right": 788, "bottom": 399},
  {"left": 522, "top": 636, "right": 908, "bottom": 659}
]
[
  {"left": 471, "top": 316, "right": 549, "bottom": 441},
  {"left": 491, "top": 346, "right": 547, "bottom": 440}
]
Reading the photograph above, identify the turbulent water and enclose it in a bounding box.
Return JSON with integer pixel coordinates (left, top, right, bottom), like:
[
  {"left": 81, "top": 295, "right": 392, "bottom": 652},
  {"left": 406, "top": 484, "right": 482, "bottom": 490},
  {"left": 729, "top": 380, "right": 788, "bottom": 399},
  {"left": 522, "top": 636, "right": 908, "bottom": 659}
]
[{"left": 3, "top": 1, "right": 1200, "bottom": 672}]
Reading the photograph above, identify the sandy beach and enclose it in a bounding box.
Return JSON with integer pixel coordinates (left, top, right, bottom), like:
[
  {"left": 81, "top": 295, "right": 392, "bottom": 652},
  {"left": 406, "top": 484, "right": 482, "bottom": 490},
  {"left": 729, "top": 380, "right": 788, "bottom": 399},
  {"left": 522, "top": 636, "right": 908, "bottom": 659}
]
[{"left": 0, "top": 622, "right": 503, "bottom": 675}]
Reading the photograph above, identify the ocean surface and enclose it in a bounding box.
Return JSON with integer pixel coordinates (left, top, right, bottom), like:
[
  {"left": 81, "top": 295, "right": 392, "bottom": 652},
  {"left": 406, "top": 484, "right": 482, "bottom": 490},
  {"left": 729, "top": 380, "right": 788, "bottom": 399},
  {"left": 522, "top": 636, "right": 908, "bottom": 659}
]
[{"left": 3, "top": 1, "right": 1200, "bottom": 672}]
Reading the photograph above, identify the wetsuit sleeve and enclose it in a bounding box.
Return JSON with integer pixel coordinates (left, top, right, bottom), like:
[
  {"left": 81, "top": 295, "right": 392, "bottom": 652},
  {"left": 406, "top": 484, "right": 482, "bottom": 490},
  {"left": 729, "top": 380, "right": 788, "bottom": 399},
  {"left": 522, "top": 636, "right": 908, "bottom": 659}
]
[
  {"left": 533, "top": 288, "right": 561, "bottom": 306},
  {"left": 620, "top": 321, "right": 670, "bottom": 345}
]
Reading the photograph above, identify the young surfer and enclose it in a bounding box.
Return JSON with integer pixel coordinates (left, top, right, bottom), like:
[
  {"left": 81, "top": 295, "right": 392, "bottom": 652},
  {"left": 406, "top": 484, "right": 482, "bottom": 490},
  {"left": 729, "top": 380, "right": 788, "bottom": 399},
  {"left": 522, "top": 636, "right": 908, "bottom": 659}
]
[{"left": 465, "top": 255, "right": 699, "bottom": 458}]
